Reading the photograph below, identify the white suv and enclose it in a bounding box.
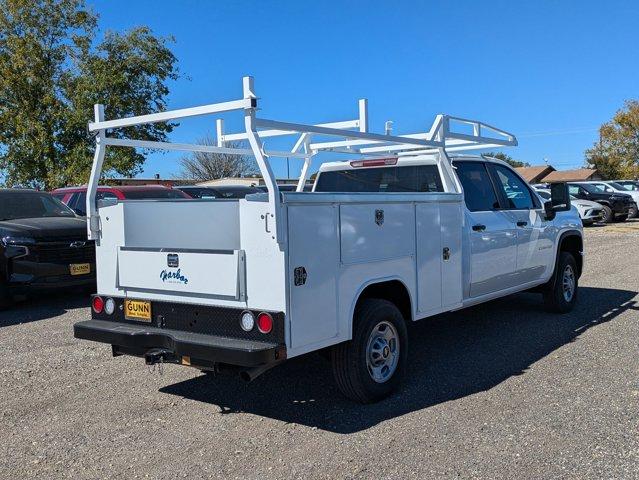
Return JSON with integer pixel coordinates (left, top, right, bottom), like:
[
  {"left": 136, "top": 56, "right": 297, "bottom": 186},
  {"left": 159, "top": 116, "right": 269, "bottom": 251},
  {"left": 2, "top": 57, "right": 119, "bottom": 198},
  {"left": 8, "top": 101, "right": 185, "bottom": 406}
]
[{"left": 535, "top": 188, "right": 603, "bottom": 226}]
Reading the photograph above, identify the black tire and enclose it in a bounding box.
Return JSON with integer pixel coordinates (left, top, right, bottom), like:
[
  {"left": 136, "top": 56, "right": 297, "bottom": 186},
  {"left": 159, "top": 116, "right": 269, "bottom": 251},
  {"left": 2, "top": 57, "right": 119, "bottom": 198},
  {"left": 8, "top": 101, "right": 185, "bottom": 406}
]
[
  {"left": 601, "top": 205, "right": 614, "bottom": 223},
  {"left": 614, "top": 214, "right": 628, "bottom": 222},
  {"left": 581, "top": 220, "right": 593, "bottom": 227},
  {"left": 330, "top": 299, "right": 408, "bottom": 403},
  {"left": 629, "top": 205, "right": 638, "bottom": 219},
  {"left": 543, "top": 252, "right": 578, "bottom": 314}
]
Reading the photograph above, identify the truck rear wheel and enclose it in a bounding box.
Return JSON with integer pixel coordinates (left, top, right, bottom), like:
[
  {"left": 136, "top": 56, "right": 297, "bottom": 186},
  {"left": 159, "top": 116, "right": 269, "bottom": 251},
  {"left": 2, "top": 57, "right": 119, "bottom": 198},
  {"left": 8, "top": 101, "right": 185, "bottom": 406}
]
[
  {"left": 543, "top": 252, "right": 578, "bottom": 313},
  {"left": 331, "top": 299, "right": 408, "bottom": 403}
]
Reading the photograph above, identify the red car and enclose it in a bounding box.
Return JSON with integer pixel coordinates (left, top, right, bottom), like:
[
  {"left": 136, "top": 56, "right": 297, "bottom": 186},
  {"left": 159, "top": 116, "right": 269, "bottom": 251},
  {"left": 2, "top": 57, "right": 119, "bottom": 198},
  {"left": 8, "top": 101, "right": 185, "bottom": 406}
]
[{"left": 52, "top": 185, "right": 190, "bottom": 216}]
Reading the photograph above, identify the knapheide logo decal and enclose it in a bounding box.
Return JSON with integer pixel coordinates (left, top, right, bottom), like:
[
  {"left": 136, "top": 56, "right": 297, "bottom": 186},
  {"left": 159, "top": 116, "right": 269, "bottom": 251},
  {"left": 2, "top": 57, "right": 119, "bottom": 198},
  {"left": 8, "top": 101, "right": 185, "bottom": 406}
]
[{"left": 160, "top": 268, "right": 189, "bottom": 285}]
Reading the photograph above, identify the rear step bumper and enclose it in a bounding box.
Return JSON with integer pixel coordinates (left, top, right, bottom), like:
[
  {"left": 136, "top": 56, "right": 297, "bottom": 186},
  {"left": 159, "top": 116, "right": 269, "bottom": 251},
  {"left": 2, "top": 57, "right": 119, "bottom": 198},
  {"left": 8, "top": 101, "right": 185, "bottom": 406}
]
[{"left": 74, "top": 320, "right": 284, "bottom": 367}]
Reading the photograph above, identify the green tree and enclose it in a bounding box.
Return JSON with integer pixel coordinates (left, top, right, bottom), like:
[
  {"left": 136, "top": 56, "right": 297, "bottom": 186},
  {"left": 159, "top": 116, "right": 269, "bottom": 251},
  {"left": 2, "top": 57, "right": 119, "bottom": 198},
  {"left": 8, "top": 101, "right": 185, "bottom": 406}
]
[
  {"left": 0, "top": 0, "right": 179, "bottom": 189},
  {"left": 484, "top": 152, "right": 530, "bottom": 168},
  {"left": 586, "top": 100, "right": 639, "bottom": 180}
]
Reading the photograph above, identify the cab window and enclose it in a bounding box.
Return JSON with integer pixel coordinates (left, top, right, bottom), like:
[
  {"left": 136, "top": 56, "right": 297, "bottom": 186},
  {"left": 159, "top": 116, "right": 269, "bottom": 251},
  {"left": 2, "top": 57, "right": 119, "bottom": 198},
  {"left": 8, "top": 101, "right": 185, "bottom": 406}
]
[
  {"left": 454, "top": 161, "right": 501, "bottom": 212},
  {"left": 491, "top": 164, "right": 535, "bottom": 210},
  {"left": 591, "top": 183, "right": 613, "bottom": 193},
  {"left": 314, "top": 165, "right": 443, "bottom": 193}
]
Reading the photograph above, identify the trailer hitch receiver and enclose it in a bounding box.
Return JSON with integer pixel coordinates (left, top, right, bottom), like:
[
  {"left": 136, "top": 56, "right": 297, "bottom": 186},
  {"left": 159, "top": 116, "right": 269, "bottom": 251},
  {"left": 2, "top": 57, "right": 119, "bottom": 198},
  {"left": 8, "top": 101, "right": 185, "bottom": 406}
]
[{"left": 144, "top": 348, "right": 171, "bottom": 366}]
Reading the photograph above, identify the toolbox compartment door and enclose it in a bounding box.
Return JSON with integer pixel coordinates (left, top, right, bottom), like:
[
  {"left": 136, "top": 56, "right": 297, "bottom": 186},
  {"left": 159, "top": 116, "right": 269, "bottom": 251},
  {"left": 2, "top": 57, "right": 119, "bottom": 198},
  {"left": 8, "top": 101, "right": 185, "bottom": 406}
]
[{"left": 117, "top": 248, "right": 245, "bottom": 299}]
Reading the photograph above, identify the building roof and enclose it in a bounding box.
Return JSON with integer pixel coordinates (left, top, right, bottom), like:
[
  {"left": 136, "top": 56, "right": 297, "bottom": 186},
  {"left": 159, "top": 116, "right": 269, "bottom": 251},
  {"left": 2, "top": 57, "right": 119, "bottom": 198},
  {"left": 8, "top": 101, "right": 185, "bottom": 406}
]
[
  {"left": 542, "top": 168, "right": 600, "bottom": 182},
  {"left": 196, "top": 177, "right": 260, "bottom": 187},
  {"left": 515, "top": 165, "right": 555, "bottom": 183},
  {"left": 105, "top": 178, "right": 192, "bottom": 187}
]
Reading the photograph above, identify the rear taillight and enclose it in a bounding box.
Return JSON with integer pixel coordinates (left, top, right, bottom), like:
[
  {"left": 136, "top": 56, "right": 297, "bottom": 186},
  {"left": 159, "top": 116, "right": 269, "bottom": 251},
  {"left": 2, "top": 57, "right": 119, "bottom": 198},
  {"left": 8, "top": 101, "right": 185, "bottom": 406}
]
[
  {"left": 350, "top": 157, "right": 398, "bottom": 168},
  {"left": 92, "top": 296, "right": 104, "bottom": 314},
  {"left": 257, "top": 312, "right": 273, "bottom": 334}
]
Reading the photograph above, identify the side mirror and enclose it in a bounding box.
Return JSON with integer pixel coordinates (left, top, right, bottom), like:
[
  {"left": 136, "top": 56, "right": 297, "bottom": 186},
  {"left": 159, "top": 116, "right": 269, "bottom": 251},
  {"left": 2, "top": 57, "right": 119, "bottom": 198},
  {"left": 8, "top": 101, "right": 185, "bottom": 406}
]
[
  {"left": 550, "top": 182, "right": 571, "bottom": 211},
  {"left": 544, "top": 183, "right": 571, "bottom": 220}
]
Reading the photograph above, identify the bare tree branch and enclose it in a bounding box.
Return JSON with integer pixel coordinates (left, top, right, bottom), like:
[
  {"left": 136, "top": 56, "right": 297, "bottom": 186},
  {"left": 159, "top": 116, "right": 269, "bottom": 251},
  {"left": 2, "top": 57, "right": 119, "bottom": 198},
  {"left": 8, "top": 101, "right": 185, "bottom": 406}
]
[{"left": 179, "top": 136, "right": 258, "bottom": 182}]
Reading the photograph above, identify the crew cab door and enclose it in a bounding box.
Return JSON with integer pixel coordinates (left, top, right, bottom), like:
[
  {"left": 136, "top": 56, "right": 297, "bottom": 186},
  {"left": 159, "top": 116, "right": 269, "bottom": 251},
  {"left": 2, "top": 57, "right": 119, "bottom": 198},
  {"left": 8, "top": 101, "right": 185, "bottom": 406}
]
[
  {"left": 488, "top": 164, "right": 554, "bottom": 284},
  {"left": 455, "top": 161, "right": 517, "bottom": 297}
]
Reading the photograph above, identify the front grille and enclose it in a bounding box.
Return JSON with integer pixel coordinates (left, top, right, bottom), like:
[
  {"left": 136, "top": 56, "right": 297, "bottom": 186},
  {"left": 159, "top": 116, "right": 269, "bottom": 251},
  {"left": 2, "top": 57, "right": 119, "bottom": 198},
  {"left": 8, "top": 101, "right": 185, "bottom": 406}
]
[{"left": 32, "top": 241, "right": 96, "bottom": 264}]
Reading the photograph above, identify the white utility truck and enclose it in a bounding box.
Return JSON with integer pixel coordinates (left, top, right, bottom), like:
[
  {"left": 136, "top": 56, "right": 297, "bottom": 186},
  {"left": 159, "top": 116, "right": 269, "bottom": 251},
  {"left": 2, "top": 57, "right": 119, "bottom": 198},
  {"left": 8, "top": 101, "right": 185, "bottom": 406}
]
[{"left": 75, "top": 77, "right": 583, "bottom": 403}]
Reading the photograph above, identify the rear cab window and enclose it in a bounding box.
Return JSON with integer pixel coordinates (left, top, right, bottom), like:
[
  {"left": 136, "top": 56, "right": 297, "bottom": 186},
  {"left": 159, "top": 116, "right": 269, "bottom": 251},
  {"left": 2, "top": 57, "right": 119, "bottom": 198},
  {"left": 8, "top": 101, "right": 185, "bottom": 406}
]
[{"left": 314, "top": 165, "right": 444, "bottom": 193}]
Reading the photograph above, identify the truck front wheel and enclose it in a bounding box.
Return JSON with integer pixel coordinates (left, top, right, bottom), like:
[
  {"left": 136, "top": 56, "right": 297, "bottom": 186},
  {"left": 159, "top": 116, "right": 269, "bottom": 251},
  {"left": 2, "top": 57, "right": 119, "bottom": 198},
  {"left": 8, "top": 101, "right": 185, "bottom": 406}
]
[
  {"left": 543, "top": 252, "right": 578, "bottom": 313},
  {"left": 331, "top": 299, "right": 408, "bottom": 403}
]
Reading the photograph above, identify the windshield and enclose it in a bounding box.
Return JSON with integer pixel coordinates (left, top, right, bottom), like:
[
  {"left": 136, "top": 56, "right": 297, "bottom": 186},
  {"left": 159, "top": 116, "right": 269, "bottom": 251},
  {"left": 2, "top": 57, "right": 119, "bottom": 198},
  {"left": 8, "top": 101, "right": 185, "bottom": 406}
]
[
  {"left": 607, "top": 182, "right": 626, "bottom": 191},
  {"left": 0, "top": 191, "right": 76, "bottom": 221}
]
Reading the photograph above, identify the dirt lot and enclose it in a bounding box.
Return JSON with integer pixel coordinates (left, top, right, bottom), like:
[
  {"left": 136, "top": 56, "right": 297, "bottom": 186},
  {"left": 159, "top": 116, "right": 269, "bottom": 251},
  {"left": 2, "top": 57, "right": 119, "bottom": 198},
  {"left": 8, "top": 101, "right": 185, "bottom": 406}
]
[{"left": 1, "top": 222, "right": 638, "bottom": 479}]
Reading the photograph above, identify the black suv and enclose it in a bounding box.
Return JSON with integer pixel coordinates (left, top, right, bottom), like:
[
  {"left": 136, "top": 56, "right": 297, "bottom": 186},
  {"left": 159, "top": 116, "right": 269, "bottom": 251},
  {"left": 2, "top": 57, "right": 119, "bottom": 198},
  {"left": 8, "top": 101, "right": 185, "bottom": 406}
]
[
  {"left": 568, "top": 183, "right": 633, "bottom": 223},
  {"left": 0, "top": 189, "right": 96, "bottom": 308}
]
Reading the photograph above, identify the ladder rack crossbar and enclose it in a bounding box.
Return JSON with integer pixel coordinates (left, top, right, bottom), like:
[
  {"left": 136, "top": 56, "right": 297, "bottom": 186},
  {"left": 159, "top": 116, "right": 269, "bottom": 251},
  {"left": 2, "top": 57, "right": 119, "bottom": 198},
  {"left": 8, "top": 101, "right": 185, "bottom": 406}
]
[
  {"left": 88, "top": 98, "right": 253, "bottom": 132},
  {"left": 86, "top": 76, "right": 518, "bottom": 247},
  {"left": 102, "top": 137, "right": 308, "bottom": 158}
]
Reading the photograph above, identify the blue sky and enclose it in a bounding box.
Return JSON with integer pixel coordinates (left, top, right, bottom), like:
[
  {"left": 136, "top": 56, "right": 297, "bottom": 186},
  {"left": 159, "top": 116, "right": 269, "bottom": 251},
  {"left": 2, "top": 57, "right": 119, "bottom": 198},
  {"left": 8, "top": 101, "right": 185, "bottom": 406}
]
[{"left": 95, "top": 0, "right": 639, "bottom": 179}]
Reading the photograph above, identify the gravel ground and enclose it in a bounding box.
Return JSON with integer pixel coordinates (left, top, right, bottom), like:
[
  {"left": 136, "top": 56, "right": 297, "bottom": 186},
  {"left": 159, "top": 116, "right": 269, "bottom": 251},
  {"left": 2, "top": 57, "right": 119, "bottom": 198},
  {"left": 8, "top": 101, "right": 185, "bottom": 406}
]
[{"left": 1, "top": 222, "right": 638, "bottom": 479}]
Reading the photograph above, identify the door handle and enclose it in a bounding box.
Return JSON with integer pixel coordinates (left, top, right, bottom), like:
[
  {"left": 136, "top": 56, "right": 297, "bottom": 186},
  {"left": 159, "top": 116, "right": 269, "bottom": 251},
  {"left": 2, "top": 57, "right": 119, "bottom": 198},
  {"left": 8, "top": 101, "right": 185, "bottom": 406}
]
[
  {"left": 516, "top": 221, "right": 528, "bottom": 227},
  {"left": 472, "top": 224, "right": 486, "bottom": 232}
]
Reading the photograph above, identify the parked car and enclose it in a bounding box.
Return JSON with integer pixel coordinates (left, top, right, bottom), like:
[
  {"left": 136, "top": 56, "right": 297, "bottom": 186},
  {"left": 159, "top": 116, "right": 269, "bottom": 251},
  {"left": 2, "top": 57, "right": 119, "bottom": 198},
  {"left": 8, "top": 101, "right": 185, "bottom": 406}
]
[
  {"left": 567, "top": 182, "right": 634, "bottom": 223},
  {"left": 593, "top": 181, "right": 639, "bottom": 218},
  {"left": 175, "top": 185, "right": 261, "bottom": 199},
  {"left": 614, "top": 180, "right": 639, "bottom": 192},
  {"left": 52, "top": 185, "right": 190, "bottom": 216},
  {"left": 535, "top": 189, "right": 603, "bottom": 226},
  {"left": 0, "top": 189, "right": 96, "bottom": 308}
]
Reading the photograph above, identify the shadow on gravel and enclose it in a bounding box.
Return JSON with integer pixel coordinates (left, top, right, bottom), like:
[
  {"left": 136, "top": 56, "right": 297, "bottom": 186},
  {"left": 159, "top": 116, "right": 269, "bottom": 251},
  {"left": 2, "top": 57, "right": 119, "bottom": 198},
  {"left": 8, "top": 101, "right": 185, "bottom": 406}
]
[
  {"left": 0, "top": 291, "right": 89, "bottom": 328},
  {"left": 161, "top": 286, "right": 637, "bottom": 434}
]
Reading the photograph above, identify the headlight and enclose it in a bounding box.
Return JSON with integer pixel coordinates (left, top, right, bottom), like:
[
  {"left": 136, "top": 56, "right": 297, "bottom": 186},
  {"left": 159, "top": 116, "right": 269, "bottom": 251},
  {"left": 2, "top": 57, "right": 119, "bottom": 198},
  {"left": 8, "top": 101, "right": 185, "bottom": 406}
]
[{"left": 1, "top": 236, "right": 36, "bottom": 246}]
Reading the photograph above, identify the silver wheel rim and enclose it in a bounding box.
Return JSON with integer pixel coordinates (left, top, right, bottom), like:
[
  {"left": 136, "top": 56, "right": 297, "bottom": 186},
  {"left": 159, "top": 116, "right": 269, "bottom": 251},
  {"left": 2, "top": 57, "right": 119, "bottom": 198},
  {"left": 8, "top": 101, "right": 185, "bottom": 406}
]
[
  {"left": 365, "top": 321, "right": 400, "bottom": 383},
  {"left": 562, "top": 264, "right": 575, "bottom": 302}
]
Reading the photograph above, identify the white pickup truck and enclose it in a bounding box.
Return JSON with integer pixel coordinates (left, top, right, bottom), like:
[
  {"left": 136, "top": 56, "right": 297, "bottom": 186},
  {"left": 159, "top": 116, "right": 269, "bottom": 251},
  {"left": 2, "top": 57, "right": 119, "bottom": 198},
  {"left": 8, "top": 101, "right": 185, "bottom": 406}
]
[{"left": 74, "top": 77, "right": 583, "bottom": 403}]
